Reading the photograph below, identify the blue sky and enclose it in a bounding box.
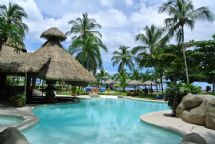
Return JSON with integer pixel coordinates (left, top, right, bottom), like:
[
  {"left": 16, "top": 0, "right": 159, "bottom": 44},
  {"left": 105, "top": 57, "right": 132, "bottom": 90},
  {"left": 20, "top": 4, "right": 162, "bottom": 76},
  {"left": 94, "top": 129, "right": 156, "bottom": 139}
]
[{"left": 2, "top": 0, "right": 215, "bottom": 74}]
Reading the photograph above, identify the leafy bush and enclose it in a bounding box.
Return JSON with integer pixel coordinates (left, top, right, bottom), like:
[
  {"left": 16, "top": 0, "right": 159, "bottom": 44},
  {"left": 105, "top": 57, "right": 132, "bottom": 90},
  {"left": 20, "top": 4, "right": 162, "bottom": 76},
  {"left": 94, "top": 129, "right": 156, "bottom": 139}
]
[
  {"left": 165, "top": 82, "right": 201, "bottom": 116},
  {"left": 10, "top": 93, "right": 26, "bottom": 107}
]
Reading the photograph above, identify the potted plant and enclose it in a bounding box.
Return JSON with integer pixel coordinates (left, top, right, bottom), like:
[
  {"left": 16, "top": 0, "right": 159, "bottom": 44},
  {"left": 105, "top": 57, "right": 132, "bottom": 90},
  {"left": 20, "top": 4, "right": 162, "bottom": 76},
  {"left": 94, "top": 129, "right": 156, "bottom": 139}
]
[{"left": 10, "top": 93, "right": 26, "bottom": 107}]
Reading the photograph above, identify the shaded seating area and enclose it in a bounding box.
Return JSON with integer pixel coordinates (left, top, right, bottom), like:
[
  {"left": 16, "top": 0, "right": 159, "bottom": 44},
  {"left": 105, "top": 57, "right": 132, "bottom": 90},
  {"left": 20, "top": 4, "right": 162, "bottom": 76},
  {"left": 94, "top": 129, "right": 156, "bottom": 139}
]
[{"left": 0, "top": 27, "right": 96, "bottom": 105}]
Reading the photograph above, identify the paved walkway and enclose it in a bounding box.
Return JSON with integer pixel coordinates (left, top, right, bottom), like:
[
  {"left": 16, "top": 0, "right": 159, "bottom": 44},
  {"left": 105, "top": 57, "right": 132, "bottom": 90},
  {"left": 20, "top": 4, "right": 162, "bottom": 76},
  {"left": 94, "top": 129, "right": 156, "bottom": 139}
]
[
  {"left": 0, "top": 106, "right": 38, "bottom": 132},
  {"left": 140, "top": 110, "right": 215, "bottom": 144}
]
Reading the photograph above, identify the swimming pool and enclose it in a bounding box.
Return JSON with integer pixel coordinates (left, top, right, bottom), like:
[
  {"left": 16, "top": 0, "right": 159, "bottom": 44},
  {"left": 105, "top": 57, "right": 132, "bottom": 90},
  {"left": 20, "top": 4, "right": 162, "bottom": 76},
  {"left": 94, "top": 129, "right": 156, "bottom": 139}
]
[{"left": 23, "top": 98, "right": 182, "bottom": 144}]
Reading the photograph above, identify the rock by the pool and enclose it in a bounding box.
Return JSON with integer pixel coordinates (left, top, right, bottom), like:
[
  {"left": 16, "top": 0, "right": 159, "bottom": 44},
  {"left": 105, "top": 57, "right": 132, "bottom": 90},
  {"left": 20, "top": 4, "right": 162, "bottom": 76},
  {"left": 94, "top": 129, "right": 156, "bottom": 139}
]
[
  {"left": 183, "top": 93, "right": 203, "bottom": 110},
  {"left": 181, "top": 133, "right": 207, "bottom": 144},
  {"left": 176, "top": 97, "right": 185, "bottom": 118},
  {"left": 182, "top": 100, "right": 206, "bottom": 126},
  {"left": 176, "top": 93, "right": 215, "bottom": 130},
  {"left": 0, "top": 127, "right": 29, "bottom": 144},
  {"left": 206, "top": 98, "right": 215, "bottom": 129}
]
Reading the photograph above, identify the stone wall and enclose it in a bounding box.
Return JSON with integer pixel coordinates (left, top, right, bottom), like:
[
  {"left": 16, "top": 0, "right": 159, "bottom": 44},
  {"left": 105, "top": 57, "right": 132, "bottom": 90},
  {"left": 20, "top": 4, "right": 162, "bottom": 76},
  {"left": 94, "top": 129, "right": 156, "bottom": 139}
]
[{"left": 176, "top": 93, "right": 215, "bottom": 130}]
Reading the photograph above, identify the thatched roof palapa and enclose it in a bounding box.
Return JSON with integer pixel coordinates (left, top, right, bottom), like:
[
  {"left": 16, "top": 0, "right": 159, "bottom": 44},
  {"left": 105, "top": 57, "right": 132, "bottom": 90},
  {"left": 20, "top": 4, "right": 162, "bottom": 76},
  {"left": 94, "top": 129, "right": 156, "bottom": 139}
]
[
  {"left": 143, "top": 81, "right": 157, "bottom": 86},
  {"left": 127, "top": 80, "right": 143, "bottom": 85},
  {"left": 22, "top": 27, "right": 95, "bottom": 83},
  {"left": 0, "top": 45, "right": 31, "bottom": 74},
  {"left": 0, "top": 27, "right": 96, "bottom": 83},
  {"left": 41, "top": 27, "right": 66, "bottom": 41}
]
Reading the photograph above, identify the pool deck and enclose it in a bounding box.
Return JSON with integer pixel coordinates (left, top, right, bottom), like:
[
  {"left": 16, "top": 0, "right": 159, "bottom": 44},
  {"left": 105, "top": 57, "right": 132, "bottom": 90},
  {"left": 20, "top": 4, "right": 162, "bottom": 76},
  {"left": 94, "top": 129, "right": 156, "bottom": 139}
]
[{"left": 140, "top": 110, "right": 215, "bottom": 144}]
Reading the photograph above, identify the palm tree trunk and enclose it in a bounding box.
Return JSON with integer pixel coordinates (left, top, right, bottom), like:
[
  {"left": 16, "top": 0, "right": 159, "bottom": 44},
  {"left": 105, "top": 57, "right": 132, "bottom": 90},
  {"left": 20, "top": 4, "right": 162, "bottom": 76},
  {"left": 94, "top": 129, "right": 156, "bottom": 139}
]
[
  {"left": 181, "top": 25, "right": 190, "bottom": 84},
  {"left": 213, "top": 80, "right": 215, "bottom": 93},
  {"left": 160, "top": 74, "right": 164, "bottom": 97}
]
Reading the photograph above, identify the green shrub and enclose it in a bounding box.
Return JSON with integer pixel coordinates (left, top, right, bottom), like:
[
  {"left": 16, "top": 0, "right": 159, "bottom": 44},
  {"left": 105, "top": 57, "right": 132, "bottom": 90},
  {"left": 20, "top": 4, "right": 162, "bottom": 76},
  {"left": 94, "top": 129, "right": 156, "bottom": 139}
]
[
  {"left": 165, "top": 82, "right": 201, "bottom": 116},
  {"left": 10, "top": 93, "right": 26, "bottom": 107}
]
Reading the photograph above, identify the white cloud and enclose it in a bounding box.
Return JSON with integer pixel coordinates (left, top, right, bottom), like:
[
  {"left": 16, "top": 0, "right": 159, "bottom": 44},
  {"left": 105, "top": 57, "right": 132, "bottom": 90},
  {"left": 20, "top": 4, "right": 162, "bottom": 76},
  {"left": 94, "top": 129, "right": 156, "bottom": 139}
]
[
  {"left": 125, "top": 0, "right": 133, "bottom": 6},
  {"left": 92, "top": 9, "right": 128, "bottom": 28},
  {"left": 130, "top": 3, "right": 168, "bottom": 27},
  {"left": 100, "top": 0, "right": 114, "bottom": 7}
]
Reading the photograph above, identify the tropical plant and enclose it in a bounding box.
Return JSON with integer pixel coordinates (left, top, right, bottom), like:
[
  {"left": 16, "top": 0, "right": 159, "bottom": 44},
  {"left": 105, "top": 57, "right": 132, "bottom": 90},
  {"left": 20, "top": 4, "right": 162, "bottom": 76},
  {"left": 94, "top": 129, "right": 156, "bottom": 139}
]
[
  {"left": 112, "top": 46, "right": 134, "bottom": 72},
  {"left": 69, "top": 34, "right": 107, "bottom": 75},
  {"left": 159, "top": 0, "right": 214, "bottom": 84},
  {"left": 67, "top": 12, "right": 102, "bottom": 40},
  {"left": 191, "top": 35, "right": 215, "bottom": 92},
  {"left": 165, "top": 82, "right": 201, "bottom": 116},
  {"left": 116, "top": 69, "right": 128, "bottom": 92},
  {"left": 10, "top": 93, "right": 26, "bottom": 107},
  {"left": 0, "top": 2, "right": 28, "bottom": 51},
  {"left": 133, "top": 25, "right": 168, "bottom": 93}
]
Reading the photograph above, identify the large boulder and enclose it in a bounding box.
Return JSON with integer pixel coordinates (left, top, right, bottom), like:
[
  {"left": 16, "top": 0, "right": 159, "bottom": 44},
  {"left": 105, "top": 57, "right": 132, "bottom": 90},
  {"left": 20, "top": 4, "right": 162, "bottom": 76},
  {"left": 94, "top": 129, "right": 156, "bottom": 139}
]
[
  {"left": 0, "top": 127, "right": 29, "bottom": 144},
  {"left": 176, "top": 96, "right": 185, "bottom": 118},
  {"left": 180, "top": 133, "right": 207, "bottom": 144},
  {"left": 206, "top": 98, "right": 215, "bottom": 129},
  {"left": 176, "top": 101, "right": 184, "bottom": 118},
  {"left": 183, "top": 93, "right": 203, "bottom": 110},
  {"left": 177, "top": 94, "right": 215, "bottom": 130},
  {"left": 182, "top": 100, "right": 206, "bottom": 126}
]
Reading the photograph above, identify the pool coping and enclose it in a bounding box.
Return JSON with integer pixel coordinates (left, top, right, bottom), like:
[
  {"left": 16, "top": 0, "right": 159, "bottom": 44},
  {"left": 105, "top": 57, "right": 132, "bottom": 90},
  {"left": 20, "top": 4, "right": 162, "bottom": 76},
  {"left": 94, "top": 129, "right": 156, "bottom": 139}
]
[
  {"left": 140, "top": 110, "right": 215, "bottom": 144},
  {"left": 121, "top": 96, "right": 166, "bottom": 103}
]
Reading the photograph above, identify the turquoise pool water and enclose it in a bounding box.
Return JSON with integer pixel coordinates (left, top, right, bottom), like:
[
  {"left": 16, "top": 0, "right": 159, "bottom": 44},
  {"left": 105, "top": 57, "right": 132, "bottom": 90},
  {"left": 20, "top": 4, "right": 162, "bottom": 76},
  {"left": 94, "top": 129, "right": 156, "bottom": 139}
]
[
  {"left": 23, "top": 98, "right": 182, "bottom": 144},
  {"left": 0, "top": 115, "right": 23, "bottom": 126}
]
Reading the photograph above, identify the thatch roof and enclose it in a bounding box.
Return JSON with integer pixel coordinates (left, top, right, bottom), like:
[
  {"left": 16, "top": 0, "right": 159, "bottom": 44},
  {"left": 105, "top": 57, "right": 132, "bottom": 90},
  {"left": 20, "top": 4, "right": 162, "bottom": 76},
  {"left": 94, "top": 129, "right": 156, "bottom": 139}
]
[
  {"left": 127, "top": 80, "right": 143, "bottom": 85},
  {"left": 0, "top": 45, "right": 31, "bottom": 74},
  {"left": 23, "top": 27, "right": 95, "bottom": 83},
  {"left": 143, "top": 80, "right": 157, "bottom": 86},
  {"left": 20, "top": 40, "right": 95, "bottom": 82},
  {"left": 41, "top": 27, "right": 66, "bottom": 41},
  {"left": 0, "top": 27, "right": 96, "bottom": 83}
]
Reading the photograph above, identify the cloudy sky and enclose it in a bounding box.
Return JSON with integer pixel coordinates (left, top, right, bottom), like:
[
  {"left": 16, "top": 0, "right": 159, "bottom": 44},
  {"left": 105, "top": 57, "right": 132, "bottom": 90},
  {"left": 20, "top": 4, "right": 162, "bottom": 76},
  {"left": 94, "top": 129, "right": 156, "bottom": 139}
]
[{"left": 1, "top": 0, "right": 215, "bottom": 73}]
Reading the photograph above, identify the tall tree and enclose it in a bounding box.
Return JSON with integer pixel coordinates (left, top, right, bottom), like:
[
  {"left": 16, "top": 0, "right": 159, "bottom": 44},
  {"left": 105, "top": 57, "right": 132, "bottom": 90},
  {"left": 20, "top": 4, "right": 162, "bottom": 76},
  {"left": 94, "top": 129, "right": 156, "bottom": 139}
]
[
  {"left": 116, "top": 69, "right": 128, "bottom": 92},
  {"left": 69, "top": 33, "right": 107, "bottom": 75},
  {"left": 67, "top": 13, "right": 102, "bottom": 40},
  {"left": 131, "top": 68, "right": 141, "bottom": 80},
  {"left": 191, "top": 35, "right": 215, "bottom": 92},
  {"left": 67, "top": 13, "right": 107, "bottom": 74},
  {"left": 0, "top": 2, "right": 28, "bottom": 51},
  {"left": 159, "top": 0, "right": 214, "bottom": 84},
  {"left": 96, "top": 68, "right": 109, "bottom": 85},
  {"left": 112, "top": 46, "right": 134, "bottom": 72},
  {"left": 133, "top": 25, "right": 168, "bottom": 92}
]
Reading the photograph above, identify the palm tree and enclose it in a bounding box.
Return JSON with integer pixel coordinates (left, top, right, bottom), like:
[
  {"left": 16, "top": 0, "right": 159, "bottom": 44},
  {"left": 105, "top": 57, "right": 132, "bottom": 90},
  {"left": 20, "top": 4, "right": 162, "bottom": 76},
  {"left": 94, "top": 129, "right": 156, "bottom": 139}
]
[
  {"left": 159, "top": 0, "right": 214, "bottom": 84},
  {"left": 116, "top": 69, "right": 128, "bottom": 92},
  {"left": 69, "top": 33, "right": 107, "bottom": 75},
  {"left": 131, "top": 68, "right": 141, "bottom": 80},
  {"left": 96, "top": 68, "right": 109, "bottom": 85},
  {"left": 133, "top": 25, "right": 168, "bottom": 92},
  {"left": 68, "top": 13, "right": 107, "bottom": 75},
  {"left": 112, "top": 46, "right": 134, "bottom": 72},
  {"left": 67, "top": 12, "right": 102, "bottom": 40},
  {"left": 0, "top": 2, "right": 28, "bottom": 51}
]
